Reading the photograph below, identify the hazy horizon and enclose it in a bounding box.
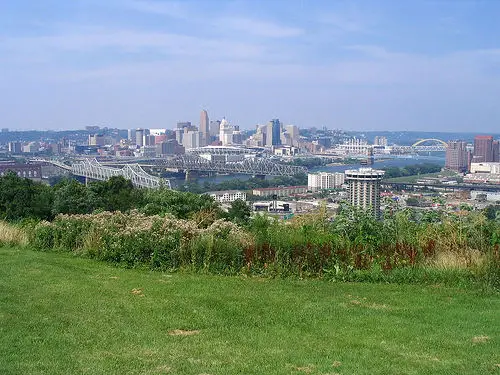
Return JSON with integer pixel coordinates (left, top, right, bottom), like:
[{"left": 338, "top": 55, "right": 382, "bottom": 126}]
[{"left": 1, "top": 1, "right": 499, "bottom": 132}]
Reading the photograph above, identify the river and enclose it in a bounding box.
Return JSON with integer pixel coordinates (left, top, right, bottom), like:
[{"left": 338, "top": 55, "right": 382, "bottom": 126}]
[{"left": 171, "top": 154, "right": 446, "bottom": 187}]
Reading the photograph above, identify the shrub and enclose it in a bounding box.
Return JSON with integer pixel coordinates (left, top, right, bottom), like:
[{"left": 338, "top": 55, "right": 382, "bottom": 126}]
[{"left": 26, "top": 208, "right": 500, "bottom": 289}]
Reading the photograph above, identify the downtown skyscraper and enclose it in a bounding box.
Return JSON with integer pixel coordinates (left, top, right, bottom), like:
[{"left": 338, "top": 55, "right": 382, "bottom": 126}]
[
  {"left": 267, "top": 119, "right": 282, "bottom": 146},
  {"left": 473, "top": 135, "right": 494, "bottom": 162},
  {"left": 200, "top": 110, "right": 209, "bottom": 146},
  {"left": 445, "top": 140, "right": 468, "bottom": 172}
]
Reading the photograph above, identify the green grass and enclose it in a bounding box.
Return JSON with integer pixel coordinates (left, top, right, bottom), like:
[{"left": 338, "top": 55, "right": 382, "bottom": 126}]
[
  {"left": 385, "top": 170, "right": 458, "bottom": 183},
  {"left": 1, "top": 247, "right": 499, "bottom": 375}
]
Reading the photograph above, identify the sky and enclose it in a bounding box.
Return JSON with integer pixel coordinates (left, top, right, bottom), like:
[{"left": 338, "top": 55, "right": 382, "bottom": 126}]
[{"left": 1, "top": 0, "right": 499, "bottom": 132}]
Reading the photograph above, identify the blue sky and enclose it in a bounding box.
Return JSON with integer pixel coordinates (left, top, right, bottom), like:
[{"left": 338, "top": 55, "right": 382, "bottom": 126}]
[{"left": 1, "top": 0, "right": 499, "bottom": 132}]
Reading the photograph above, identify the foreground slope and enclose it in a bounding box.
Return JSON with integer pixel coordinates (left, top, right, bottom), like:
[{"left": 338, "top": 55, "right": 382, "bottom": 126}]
[{"left": 0, "top": 247, "right": 498, "bottom": 375}]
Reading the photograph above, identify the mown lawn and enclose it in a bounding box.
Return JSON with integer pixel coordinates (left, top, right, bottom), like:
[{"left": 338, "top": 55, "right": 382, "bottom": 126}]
[{"left": 0, "top": 247, "right": 498, "bottom": 375}]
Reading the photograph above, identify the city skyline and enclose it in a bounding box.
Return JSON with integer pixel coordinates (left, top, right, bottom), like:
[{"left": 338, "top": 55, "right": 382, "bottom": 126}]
[{"left": 1, "top": 1, "right": 500, "bottom": 132}]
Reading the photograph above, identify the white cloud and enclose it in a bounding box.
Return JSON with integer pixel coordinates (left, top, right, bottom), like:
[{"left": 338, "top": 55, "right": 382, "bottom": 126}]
[{"left": 2, "top": 27, "right": 268, "bottom": 63}]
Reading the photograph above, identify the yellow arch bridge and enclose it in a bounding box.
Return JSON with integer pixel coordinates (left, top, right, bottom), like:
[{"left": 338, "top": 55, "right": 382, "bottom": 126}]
[{"left": 410, "top": 138, "right": 448, "bottom": 152}]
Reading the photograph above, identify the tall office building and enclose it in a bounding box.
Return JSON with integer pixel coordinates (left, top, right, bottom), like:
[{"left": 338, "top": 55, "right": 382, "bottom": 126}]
[
  {"left": 209, "top": 120, "right": 221, "bottom": 140},
  {"left": 285, "top": 125, "right": 299, "bottom": 140},
  {"left": 493, "top": 140, "right": 500, "bottom": 162},
  {"left": 266, "top": 119, "right": 282, "bottom": 146},
  {"left": 88, "top": 134, "right": 105, "bottom": 146},
  {"left": 143, "top": 135, "right": 156, "bottom": 146},
  {"left": 182, "top": 130, "right": 203, "bottom": 149},
  {"left": 232, "top": 130, "right": 243, "bottom": 144},
  {"left": 374, "top": 136, "right": 388, "bottom": 147},
  {"left": 345, "top": 168, "right": 385, "bottom": 218},
  {"left": 200, "top": 110, "right": 209, "bottom": 146},
  {"left": 128, "top": 129, "right": 136, "bottom": 145},
  {"left": 177, "top": 121, "right": 191, "bottom": 129},
  {"left": 175, "top": 122, "right": 191, "bottom": 146},
  {"left": 473, "top": 135, "right": 494, "bottom": 162},
  {"left": 135, "top": 128, "right": 145, "bottom": 147},
  {"left": 8, "top": 141, "right": 22, "bottom": 154},
  {"left": 445, "top": 140, "right": 468, "bottom": 172},
  {"left": 247, "top": 124, "right": 267, "bottom": 147}
]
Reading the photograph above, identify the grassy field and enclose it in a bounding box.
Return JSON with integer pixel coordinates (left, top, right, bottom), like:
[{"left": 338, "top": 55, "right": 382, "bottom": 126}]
[
  {"left": 384, "top": 169, "right": 458, "bottom": 183},
  {"left": 1, "top": 247, "right": 499, "bottom": 375}
]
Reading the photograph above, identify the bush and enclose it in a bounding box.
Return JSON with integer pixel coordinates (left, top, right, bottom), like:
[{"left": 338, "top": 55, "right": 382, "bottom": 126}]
[{"left": 26, "top": 208, "right": 500, "bottom": 290}]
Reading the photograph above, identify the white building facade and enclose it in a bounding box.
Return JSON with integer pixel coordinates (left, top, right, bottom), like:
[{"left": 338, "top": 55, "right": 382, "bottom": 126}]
[
  {"left": 308, "top": 172, "right": 345, "bottom": 191},
  {"left": 219, "top": 118, "right": 233, "bottom": 146},
  {"left": 208, "top": 190, "right": 247, "bottom": 203}
]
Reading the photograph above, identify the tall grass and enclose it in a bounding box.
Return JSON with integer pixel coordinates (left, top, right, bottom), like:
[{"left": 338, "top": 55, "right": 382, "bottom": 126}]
[
  {"left": 23, "top": 209, "right": 500, "bottom": 289},
  {"left": 0, "top": 221, "right": 28, "bottom": 247}
]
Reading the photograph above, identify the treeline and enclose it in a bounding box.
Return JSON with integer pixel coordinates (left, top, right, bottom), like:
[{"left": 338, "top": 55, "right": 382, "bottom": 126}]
[
  {"left": 290, "top": 158, "right": 329, "bottom": 168},
  {"left": 179, "top": 174, "right": 307, "bottom": 194},
  {"left": 289, "top": 157, "right": 358, "bottom": 168},
  {"left": 383, "top": 163, "right": 442, "bottom": 179},
  {"left": 0, "top": 172, "right": 224, "bottom": 222}
]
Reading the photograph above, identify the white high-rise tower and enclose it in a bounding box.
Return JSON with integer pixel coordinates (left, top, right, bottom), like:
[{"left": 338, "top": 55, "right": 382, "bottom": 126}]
[
  {"left": 345, "top": 168, "right": 385, "bottom": 218},
  {"left": 219, "top": 118, "right": 233, "bottom": 146}
]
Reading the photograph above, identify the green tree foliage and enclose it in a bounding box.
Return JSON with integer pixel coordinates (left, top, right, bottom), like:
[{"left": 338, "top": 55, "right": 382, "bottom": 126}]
[
  {"left": 88, "top": 176, "right": 143, "bottom": 212},
  {"left": 225, "top": 199, "right": 251, "bottom": 225},
  {"left": 290, "top": 158, "right": 328, "bottom": 168},
  {"left": 142, "top": 188, "right": 221, "bottom": 219},
  {"left": 484, "top": 205, "right": 500, "bottom": 222},
  {"left": 0, "top": 172, "right": 53, "bottom": 221},
  {"left": 383, "top": 163, "right": 442, "bottom": 178},
  {"left": 405, "top": 197, "right": 420, "bottom": 207},
  {"left": 181, "top": 173, "right": 308, "bottom": 194},
  {"left": 0, "top": 173, "right": 228, "bottom": 220},
  {"left": 52, "top": 178, "right": 94, "bottom": 215}
]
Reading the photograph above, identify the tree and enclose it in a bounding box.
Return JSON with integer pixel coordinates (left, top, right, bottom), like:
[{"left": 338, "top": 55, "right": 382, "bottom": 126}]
[
  {"left": 52, "top": 178, "right": 93, "bottom": 215},
  {"left": 0, "top": 172, "right": 53, "bottom": 221},
  {"left": 484, "top": 205, "right": 500, "bottom": 221},
  {"left": 88, "top": 176, "right": 143, "bottom": 212},
  {"left": 406, "top": 197, "right": 420, "bottom": 207},
  {"left": 142, "top": 188, "right": 221, "bottom": 219},
  {"left": 226, "top": 199, "right": 251, "bottom": 225}
]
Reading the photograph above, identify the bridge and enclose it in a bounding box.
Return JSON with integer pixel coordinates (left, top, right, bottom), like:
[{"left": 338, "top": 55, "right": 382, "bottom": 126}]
[
  {"left": 411, "top": 139, "right": 448, "bottom": 152},
  {"left": 36, "top": 158, "right": 169, "bottom": 189},
  {"left": 186, "top": 145, "right": 267, "bottom": 155},
  {"left": 34, "top": 154, "right": 306, "bottom": 185},
  {"left": 144, "top": 155, "right": 307, "bottom": 177}
]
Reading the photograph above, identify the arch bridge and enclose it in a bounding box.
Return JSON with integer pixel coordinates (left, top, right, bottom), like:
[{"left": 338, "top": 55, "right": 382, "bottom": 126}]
[{"left": 411, "top": 138, "right": 448, "bottom": 152}]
